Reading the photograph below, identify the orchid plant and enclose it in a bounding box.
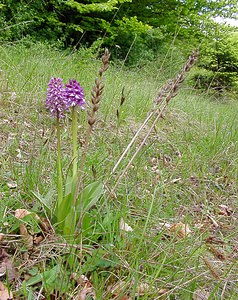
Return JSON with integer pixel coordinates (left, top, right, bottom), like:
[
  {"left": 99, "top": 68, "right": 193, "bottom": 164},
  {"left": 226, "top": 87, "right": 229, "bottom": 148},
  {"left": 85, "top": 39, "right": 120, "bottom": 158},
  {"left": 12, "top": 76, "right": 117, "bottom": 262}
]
[
  {"left": 32, "top": 49, "right": 111, "bottom": 244},
  {"left": 37, "top": 77, "right": 103, "bottom": 240}
]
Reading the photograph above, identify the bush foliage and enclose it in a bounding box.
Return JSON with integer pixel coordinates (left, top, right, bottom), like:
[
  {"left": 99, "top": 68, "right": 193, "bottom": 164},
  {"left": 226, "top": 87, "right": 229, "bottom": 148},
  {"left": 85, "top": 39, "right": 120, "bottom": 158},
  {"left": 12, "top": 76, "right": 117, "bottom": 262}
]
[
  {"left": 193, "top": 25, "right": 238, "bottom": 93},
  {"left": 1, "top": 0, "right": 238, "bottom": 90}
]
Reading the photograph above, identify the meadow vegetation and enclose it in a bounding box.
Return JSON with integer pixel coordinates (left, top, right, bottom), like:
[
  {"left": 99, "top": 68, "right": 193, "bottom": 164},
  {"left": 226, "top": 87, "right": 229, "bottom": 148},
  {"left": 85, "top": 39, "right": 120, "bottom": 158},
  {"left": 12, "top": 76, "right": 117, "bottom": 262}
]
[{"left": 0, "top": 42, "right": 238, "bottom": 299}]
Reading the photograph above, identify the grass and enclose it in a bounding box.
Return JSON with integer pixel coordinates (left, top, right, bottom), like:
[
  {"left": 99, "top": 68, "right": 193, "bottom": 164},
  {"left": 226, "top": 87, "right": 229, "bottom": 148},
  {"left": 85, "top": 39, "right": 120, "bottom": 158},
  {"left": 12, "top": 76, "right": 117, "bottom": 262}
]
[{"left": 0, "top": 42, "right": 237, "bottom": 299}]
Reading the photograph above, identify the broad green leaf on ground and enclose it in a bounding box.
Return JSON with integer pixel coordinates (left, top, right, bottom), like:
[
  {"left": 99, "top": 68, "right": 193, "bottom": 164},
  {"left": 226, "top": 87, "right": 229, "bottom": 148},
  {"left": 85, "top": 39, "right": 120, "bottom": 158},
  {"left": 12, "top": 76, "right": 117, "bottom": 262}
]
[
  {"left": 78, "top": 181, "right": 104, "bottom": 214},
  {"left": 31, "top": 191, "right": 52, "bottom": 216},
  {"left": 26, "top": 264, "right": 61, "bottom": 291}
]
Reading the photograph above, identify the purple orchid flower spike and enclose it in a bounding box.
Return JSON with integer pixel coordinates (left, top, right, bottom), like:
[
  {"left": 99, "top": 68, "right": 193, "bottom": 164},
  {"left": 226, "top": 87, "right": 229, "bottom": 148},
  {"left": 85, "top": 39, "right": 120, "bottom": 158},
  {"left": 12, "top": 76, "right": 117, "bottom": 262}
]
[
  {"left": 46, "top": 77, "right": 68, "bottom": 118},
  {"left": 65, "top": 79, "right": 86, "bottom": 109}
]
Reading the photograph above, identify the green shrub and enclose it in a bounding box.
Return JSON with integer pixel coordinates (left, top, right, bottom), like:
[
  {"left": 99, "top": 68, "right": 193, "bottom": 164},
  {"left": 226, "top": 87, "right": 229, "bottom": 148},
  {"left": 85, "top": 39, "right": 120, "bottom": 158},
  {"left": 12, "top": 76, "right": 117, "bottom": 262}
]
[
  {"left": 193, "top": 28, "right": 238, "bottom": 93},
  {"left": 192, "top": 68, "right": 237, "bottom": 93}
]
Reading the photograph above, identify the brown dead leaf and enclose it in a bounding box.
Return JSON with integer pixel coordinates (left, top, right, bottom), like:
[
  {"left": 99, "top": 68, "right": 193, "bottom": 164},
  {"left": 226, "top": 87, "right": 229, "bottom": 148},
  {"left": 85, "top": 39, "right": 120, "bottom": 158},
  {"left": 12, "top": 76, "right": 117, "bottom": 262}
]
[
  {"left": 158, "top": 288, "right": 168, "bottom": 295},
  {"left": 0, "top": 258, "right": 16, "bottom": 283},
  {"left": 0, "top": 250, "right": 16, "bottom": 283},
  {"left": 15, "top": 209, "right": 40, "bottom": 220},
  {"left": 74, "top": 275, "right": 95, "bottom": 300},
  {"left": 19, "top": 224, "right": 33, "bottom": 250},
  {"left": 0, "top": 281, "right": 13, "bottom": 299},
  {"left": 39, "top": 218, "right": 51, "bottom": 232},
  {"left": 76, "top": 286, "right": 95, "bottom": 300},
  {"left": 107, "top": 280, "right": 133, "bottom": 299},
  {"left": 34, "top": 235, "right": 44, "bottom": 245},
  {"left": 170, "top": 222, "right": 192, "bottom": 238},
  {"left": 15, "top": 209, "right": 45, "bottom": 249},
  {"left": 205, "top": 236, "right": 224, "bottom": 244},
  {"left": 118, "top": 296, "right": 132, "bottom": 300},
  {"left": 0, "top": 250, "right": 9, "bottom": 260},
  {"left": 15, "top": 209, "right": 31, "bottom": 219},
  {"left": 202, "top": 256, "right": 220, "bottom": 280},
  {"left": 108, "top": 281, "right": 126, "bottom": 295}
]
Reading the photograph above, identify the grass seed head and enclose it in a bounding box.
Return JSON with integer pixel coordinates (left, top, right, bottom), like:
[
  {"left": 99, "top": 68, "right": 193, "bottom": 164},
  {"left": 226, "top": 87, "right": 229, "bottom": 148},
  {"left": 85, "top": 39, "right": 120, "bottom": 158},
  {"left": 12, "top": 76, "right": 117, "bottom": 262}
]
[{"left": 88, "top": 48, "right": 111, "bottom": 128}]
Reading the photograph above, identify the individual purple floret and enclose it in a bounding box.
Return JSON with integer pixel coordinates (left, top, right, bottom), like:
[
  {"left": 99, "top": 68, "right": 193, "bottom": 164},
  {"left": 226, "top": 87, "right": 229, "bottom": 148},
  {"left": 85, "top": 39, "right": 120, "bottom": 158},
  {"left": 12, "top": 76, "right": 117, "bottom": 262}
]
[
  {"left": 65, "top": 79, "right": 86, "bottom": 108},
  {"left": 46, "top": 77, "right": 68, "bottom": 118}
]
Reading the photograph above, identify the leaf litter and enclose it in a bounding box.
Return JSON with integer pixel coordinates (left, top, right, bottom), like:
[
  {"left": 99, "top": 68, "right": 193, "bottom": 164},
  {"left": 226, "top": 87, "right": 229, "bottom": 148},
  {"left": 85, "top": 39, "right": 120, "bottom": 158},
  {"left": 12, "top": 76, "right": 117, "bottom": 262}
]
[{"left": 0, "top": 281, "right": 13, "bottom": 300}]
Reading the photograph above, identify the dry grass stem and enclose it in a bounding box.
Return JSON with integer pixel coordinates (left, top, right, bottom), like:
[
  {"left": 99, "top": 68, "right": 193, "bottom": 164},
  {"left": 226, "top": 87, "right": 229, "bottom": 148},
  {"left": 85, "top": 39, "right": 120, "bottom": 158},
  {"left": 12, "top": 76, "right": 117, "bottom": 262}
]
[
  {"left": 88, "top": 48, "right": 110, "bottom": 129},
  {"left": 116, "top": 87, "right": 126, "bottom": 119},
  {"left": 202, "top": 256, "right": 221, "bottom": 280},
  {"left": 110, "top": 49, "right": 199, "bottom": 195}
]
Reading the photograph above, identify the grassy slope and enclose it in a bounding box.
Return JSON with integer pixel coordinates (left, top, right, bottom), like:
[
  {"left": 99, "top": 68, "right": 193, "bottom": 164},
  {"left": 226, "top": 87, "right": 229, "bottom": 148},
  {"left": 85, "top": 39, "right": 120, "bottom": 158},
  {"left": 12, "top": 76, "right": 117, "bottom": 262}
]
[{"left": 0, "top": 43, "right": 237, "bottom": 299}]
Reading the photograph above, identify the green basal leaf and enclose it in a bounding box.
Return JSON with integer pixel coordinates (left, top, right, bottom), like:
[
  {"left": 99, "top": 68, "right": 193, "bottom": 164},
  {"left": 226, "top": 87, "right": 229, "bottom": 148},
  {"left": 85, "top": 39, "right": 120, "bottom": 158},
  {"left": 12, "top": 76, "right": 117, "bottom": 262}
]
[
  {"left": 56, "top": 181, "right": 103, "bottom": 236},
  {"left": 63, "top": 205, "right": 77, "bottom": 237},
  {"left": 31, "top": 190, "right": 52, "bottom": 215},
  {"left": 57, "top": 192, "right": 73, "bottom": 230},
  {"left": 81, "top": 212, "right": 91, "bottom": 232},
  {"left": 26, "top": 264, "right": 61, "bottom": 287},
  {"left": 81, "top": 247, "right": 119, "bottom": 273},
  {"left": 56, "top": 174, "right": 75, "bottom": 231},
  {"left": 79, "top": 181, "right": 104, "bottom": 214},
  {"left": 64, "top": 175, "right": 74, "bottom": 197}
]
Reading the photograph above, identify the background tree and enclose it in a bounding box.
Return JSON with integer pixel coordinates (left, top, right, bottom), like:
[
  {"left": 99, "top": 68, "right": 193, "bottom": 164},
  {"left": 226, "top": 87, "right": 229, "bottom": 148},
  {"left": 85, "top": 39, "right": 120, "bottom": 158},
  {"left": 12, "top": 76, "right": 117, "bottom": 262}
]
[
  {"left": 1, "top": 0, "right": 237, "bottom": 45},
  {"left": 1, "top": 0, "right": 238, "bottom": 74},
  {"left": 192, "top": 23, "right": 238, "bottom": 93}
]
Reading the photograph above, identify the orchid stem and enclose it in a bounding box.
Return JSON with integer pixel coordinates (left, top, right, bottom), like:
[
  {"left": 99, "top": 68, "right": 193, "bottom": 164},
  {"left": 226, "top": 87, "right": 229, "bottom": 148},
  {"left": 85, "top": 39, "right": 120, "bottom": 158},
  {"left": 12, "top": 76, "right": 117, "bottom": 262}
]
[
  {"left": 56, "top": 114, "right": 63, "bottom": 228},
  {"left": 72, "top": 106, "right": 78, "bottom": 181}
]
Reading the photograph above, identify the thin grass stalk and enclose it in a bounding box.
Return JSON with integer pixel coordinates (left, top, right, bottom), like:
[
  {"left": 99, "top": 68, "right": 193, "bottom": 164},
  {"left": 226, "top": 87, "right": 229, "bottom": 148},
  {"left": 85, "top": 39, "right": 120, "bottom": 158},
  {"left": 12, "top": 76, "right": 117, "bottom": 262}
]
[
  {"left": 122, "top": 34, "right": 137, "bottom": 66},
  {"left": 153, "top": 271, "right": 209, "bottom": 300},
  {"left": 111, "top": 110, "right": 155, "bottom": 174},
  {"left": 134, "top": 191, "right": 155, "bottom": 259},
  {"left": 110, "top": 106, "right": 166, "bottom": 195},
  {"left": 109, "top": 49, "right": 199, "bottom": 195},
  {"left": 111, "top": 49, "right": 199, "bottom": 176}
]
